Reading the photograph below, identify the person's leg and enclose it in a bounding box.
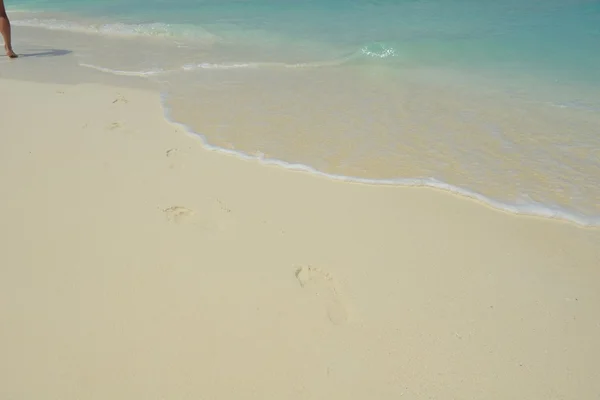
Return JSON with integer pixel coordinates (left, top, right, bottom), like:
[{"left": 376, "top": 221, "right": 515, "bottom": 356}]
[{"left": 0, "top": 0, "right": 18, "bottom": 58}]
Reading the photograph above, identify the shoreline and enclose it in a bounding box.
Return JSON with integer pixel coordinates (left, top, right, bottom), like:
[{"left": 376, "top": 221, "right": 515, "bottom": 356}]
[
  {"left": 161, "top": 96, "right": 600, "bottom": 228},
  {"left": 164, "top": 96, "right": 600, "bottom": 228},
  {"left": 2, "top": 76, "right": 600, "bottom": 399},
  {"left": 5, "top": 23, "right": 600, "bottom": 224},
  {"left": 4, "top": 24, "right": 600, "bottom": 227}
]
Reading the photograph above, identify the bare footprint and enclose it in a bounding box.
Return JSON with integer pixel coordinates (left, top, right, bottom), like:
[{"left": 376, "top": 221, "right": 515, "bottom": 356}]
[
  {"left": 166, "top": 149, "right": 183, "bottom": 170},
  {"left": 161, "top": 202, "right": 234, "bottom": 233},
  {"left": 295, "top": 266, "right": 348, "bottom": 325},
  {"left": 193, "top": 199, "right": 235, "bottom": 233},
  {"left": 107, "top": 122, "right": 122, "bottom": 131},
  {"left": 163, "top": 206, "right": 195, "bottom": 224},
  {"left": 216, "top": 199, "right": 231, "bottom": 213},
  {"left": 112, "top": 95, "right": 128, "bottom": 104},
  {"left": 166, "top": 148, "right": 178, "bottom": 157},
  {"left": 209, "top": 199, "right": 235, "bottom": 232}
]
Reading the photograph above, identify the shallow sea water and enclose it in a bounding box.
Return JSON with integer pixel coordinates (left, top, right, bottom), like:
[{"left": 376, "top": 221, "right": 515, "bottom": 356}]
[{"left": 6, "top": 0, "right": 600, "bottom": 224}]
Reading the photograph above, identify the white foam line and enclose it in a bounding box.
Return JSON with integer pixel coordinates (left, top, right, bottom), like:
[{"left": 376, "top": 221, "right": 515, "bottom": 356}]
[
  {"left": 158, "top": 93, "right": 600, "bottom": 228},
  {"left": 79, "top": 63, "right": 170, "bottom": 77},
  {"left": 79, "top": 56, "right": 351, "bottom": 78},
  {"left": 13, "top": 17, "right": 220, "bottom": 43},
  {"left": 179, "top": 54, "right": 364, "bottom": 72},
  {"left": 182, "top": 62, "right": 259, "bottom": 70}
]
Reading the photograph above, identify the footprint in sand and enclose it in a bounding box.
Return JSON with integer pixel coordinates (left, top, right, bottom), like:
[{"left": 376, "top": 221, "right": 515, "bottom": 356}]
[
  {"left": 107, "top": 122, "right": 122, "bottom": 131},
  {"left": 163, "top": 206, "right": 195, "bottom": 224},
  {"left": 162, "top": 201, "right": 235, "bottom": 233},
  {"left": 112, "top": 95, "right": 129, "bottom": 104},
  {"left": 210, "top": 199, "right": 235, "bottom": 232},
  {"left": 166, "top": 148, "right": 178, "bottom": 157},
  {"left": 166, "top": 149, "right": 178, "bottom": 169},
  {"left": 295, "top": 266, "right": 349, "bottom": 325},
  {"left": 216, "top": 199, "right": 231, "bottom": 213}
]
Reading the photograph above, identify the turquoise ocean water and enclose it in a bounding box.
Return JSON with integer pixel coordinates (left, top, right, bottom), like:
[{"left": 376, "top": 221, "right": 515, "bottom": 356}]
[{"left": 7, "top": 0, "right": 600, "bottom": 224}]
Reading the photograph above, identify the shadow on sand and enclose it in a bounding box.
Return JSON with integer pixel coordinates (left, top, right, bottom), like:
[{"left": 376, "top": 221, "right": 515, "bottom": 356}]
[{"left": 17, "top": 49, "right": 73, "bottom": 58}]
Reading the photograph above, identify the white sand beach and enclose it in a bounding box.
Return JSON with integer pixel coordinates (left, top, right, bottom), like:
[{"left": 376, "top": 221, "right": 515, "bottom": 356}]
[{"left": 1, "top": 35, "right": 600, "bottom": 399}]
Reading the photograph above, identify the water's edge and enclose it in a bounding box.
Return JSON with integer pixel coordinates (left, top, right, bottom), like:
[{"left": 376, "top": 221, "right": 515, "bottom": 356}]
[
  {"left": 159, "top": 94, "right": 600, "bottom": 227},
  {"left": 8, "top": 13, "right": 600, "bottom": 228}
]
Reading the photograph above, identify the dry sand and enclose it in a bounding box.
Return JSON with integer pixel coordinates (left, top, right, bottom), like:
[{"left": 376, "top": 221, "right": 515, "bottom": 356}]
[{"left": 1, "top": 77, "right": 599, "bottom": 399}]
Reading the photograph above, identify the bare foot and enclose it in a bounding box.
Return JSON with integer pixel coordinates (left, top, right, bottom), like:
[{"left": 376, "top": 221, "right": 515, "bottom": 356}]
[{"left": 5, "top": 46, "right": 17, "bottom": 58}]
